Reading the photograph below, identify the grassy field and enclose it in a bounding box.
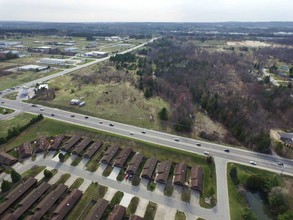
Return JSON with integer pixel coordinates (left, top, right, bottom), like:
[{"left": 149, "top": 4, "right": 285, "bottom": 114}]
[
  {"left": 0, "top": 113, "right": 35, "bottom": 139},
  {"left": 144, "top": 202, "right": 157, "bottom": 220},
  {"left": 0, "top": 107, "right": 15, "bottom": 114},
  {"left": 2, "top": 92, "right": 18, "bottom": 100},
  {"left": 0, "top": 67, "right": 62, "bottom": 90},
  {"left": 30, "top": 70, "right": 169, "bottom": 130},
  {"left": 126, "top": 196, "right": 139, "bottom": 215},
  {"left": 69, "top": 178, "right": 84, "bottom": 190},
  {"left": 227, "top": 163, "right": 293, "bottom": 220},
  {"left": 21, "top": 165, "right": 46, "bottom": 178},
  {"left": 175, "top": 210, "right": 186, "bottom": 220}
]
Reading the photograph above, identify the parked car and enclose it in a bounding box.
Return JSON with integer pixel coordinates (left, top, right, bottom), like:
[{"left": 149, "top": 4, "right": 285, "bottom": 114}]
[
  {"left": 249, "top": 161, "right": 256, "bottom": 165},
  {"left": 129, "top": 174, "right": 133, "bottom": 181},
  {"left": 125, "top": 174, "right": 129, "bottom": 180}
]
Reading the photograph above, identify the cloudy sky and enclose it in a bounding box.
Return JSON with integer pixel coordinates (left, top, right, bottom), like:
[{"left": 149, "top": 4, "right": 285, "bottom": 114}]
[{"left": 0, "top": 0, "right": 292, "bottom": 22}]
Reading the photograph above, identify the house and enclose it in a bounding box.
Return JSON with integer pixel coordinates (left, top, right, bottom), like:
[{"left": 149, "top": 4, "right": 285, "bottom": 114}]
[
  {"left": 72, "top": 138, "right": 92, "bottom": 156},
  {"left": 114, "top": 148, "right": 132, "bottom": 168},
  {"left": 19, "top": 142, "right": 32, "bottom": 158},
  {"left": 173, "top": 163, "right": 187, "bottom": 186},
  {"left": 39, "top": 58, "right": 76, "bottom": 66},
  {"left": 52, "top": 189, "right": 82, "bottom": 220},
  {"left": 35, "top": 137, "right": 49, "bottom": 153},
  {"left": 0, "top": 177, "right": 37, "bottom": 215},
  {"left": 61, "top": 135, "right": 81, "bottom": 152},
  {"left": 27, "top": 184, "right": 68, "bottom": 220},
  {"left": 108, "top": 205, "right": 126, "bottom": 220},
  {"left": 156, "top": 160, "right": 172, "bottom": 184},
  {"left": 278, "top": 132, "right": 293, "bottom": 145},
  {"left": 85, "top": 198, "right": 109, "bottom": 220},
  {"left": 49, "top": 135, "right": 65, "bottom": 151},
  {"left": 0, "top": 151, "right": 17, "bottom": 166},
  {"left": 126, "top": 153, "right": 144, "bottom": 175},
  {"left": 84, "top": 142, "right": 103, "bottom": 158},
  {"left": 141, "top": 157, "right": 157, "bottom": 180},
  {"left": 5, "top": 182, "right": 51, "bottom": 220},
  {"left": 101, "top": 146, "right": 120, "bottom": 164},
  {"left": 190, "top": 166, "right": 204, "bottom": 192}
]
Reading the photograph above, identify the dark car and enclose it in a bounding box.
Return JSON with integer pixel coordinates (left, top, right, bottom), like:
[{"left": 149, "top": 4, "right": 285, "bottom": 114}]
[
  {"left": 109, "top": 123, "right": 114, "bottom": 127},
  {"left": 84, "top": 116, "right": 89, "bottom": 119},
  {"left": 224, "top": 149, "right": 230, "bottom": 152},
  {"left": 71, "top": 114, "right": 75, "bottom": 117},
  {"left": 51, "top": 113, "right": 55, "bottom": 116},
  {"left": 196, "top": 143, "right": 201, "bottom": 146},
  {"left": 141, "top": 131, "right": 146, "bottom": 134}
]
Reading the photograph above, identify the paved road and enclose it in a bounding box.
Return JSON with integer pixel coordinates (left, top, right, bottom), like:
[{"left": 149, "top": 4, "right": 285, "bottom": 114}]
[{"left": 14, "top": 158, "right": 218, "bottom": 220}]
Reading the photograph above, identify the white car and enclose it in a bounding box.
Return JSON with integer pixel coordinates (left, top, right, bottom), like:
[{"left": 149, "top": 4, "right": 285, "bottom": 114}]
[
  {"left": 40, "top": 108, "right": 44, "bottom": 111},
  {"left": 204, "top": 151, "right": 210, "bottom": 155},
  {"left": 249, "top": 161, "right": 256, "bottom": 165}
]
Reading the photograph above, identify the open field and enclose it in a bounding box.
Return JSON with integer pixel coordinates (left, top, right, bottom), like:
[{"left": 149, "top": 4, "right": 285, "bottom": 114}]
[
  {"left": 0, "top": 67, "right": 62, "bottom": 90},
  {"left": 30, "top": 71, "right": 170, "bottom": 130},
  {"left": 226, "top": 41, "right": 272, "bottom": 47},
  {"left": 0, "top": 113, "right": 35, "bottom": 139}
]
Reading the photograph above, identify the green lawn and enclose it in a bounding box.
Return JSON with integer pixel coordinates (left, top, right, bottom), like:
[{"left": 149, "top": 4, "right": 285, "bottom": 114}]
[
  {"left": 69, "top": 178, "right": 84, "bottom": 189},
  {"left": 54, "top": 173, "right": 71, "bottom": 185},
  {"left": 21, "top": 165, "right": 46, "bottom": 178},
  {"left": 126, "top": 196, "right": 139, "bottom": 215},
  {"left": 0, "top": 107, "right": 15, "bottom": 114},
  {"left": 2, "top": 92, "right": 18, "bottom": 100},
  {"left": 0, "top": 113, "right": 35, "bottom": 140},
  {"left": 110, "top": 191, "right": 124, "bottom": 206},
  {"left": 175, "top": 210, "right": 186, "bottom": 220},
  {"left": 144, "top": 202, "right": 157, "bottom": 220}
]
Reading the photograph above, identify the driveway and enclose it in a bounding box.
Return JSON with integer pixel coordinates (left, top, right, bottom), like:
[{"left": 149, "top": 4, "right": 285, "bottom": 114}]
[
  {"left": 64, "top": 154, "right": 78, "bottom": 165},
  {"left": 95, "top": 163, "right": 107, "bottom": 175},
  {"left": 48, "top": 170, "right": 66, "bottom": 184},
  {"left": 64, "top": 174, "right": 79, "bottom": 187},
  {"left": 134, "top": 197, "right": 148, "bottom": 217},
  {"left": 155, "top": 204, "right": 177, "bottom": 220},
  {"left": 119, "top": 192, "right": 133, "bottom": 207},
  {"left": 76, "top": 158, "right": 90, "bottom": 169},
  {"left": 78, "top": 179, "right": 91, "bottom": 192},
  {"left": 107, "top": 166, "right": 121, "bottom": 180},
  {"left": 190, "top": 190, "right": 200, "bottom": 205},
  {"left": 172, "top": 185, "right": 182, "bottom": 200},
  {"left": 103, "top": 187, "right": 117, "bottom": 201}
]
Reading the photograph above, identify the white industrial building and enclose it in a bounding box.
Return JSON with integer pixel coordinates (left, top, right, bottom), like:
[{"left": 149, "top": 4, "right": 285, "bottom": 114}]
[
  {"left": 18, "top": 65, "right": 48, "bottom": 72},
  {"left": 83, "top": 51, "right": 108, "bottom": 58},
  {"left": 39, "top": 58, "right": 76, "bottom": 65}
]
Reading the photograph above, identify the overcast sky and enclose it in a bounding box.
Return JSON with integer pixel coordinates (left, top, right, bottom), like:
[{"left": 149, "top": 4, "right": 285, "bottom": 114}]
[{"left": 0, "top": 0, "right": 292, "bottom": 22}]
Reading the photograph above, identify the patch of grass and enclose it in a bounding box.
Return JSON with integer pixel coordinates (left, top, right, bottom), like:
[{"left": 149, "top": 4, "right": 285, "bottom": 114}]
[
  {"left": 69, "top": 178, "right": 84, "bottom": 190},
  {"left": 54, "top": 173, "right": 71, "bottom": 185},
  {"left": 2, "top": 92, "right": 18, "bottom": 100},
  {"left": 126, "top": 196, "right": 139, "bottom": 215},
  {"left": 116, "top": 168, "right": 126, "bottom": 181},
  {"left": 131, "top": 175, "right": 141, "bottom": 186},
  {"left": 67, "top": 182, "right": 107, "bottom": 220},
  {"left": 21, "top": 165, "right": 46, "bottom": 178},
  {"left": 71, "top": 156, "right": 82, "bottom": 166},
  {"left": 110, "top": 191, "right": 124, "bottom": 206},
  {"left": 164, "top": 182, "right": 174, "bottom": 197},
  {"left": 0, "top": 107, "right": 15, "bottom": 114},
  {"left": 147, "top": 180, "right": 156, "bottom": 191},
  {"left": 181, "top": 186, "right": 191, "bottom": 203},
  {"left": 102, "top": 165, "right": 113, "bottom": 177},
  {"left": 0, "top": 113, "right": 35, "bottom": 139},
  {"left": 175, "top": 210, "right": 186, "bottom": 220},
  {"left": 144, "top": 202, "right": 157, "bottom": 220}
]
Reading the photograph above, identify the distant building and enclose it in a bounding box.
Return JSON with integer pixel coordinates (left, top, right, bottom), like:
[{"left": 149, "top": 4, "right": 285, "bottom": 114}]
[
  {"left": 18, "top": 65, "right": 49, "bottom": 72},
  {"left": 64, "top": 47, "right": 78, "bottom": 53},
  {"left": 83, "top": 51, "right": 108, "bottom": 58},
  {"left": 39, "top": 58, "right": 76, "bottom": 65},
  {"left": 105, "top": 36, "right": 122, "bottom": 41}
]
